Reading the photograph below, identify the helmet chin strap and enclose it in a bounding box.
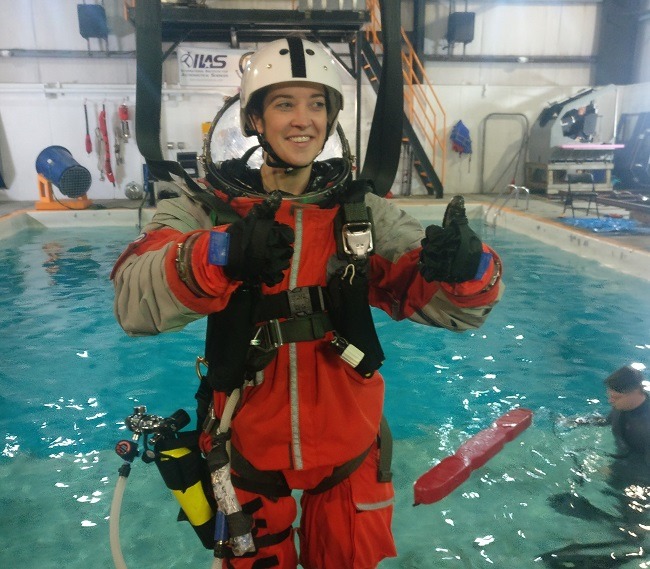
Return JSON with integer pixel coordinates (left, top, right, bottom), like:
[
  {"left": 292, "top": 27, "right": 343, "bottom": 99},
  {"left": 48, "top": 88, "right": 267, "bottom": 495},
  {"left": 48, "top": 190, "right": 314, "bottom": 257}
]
[
  {"left": 256, "top": 133, "right": 309, "bottom": 172},
  {"left": 254, "top": 124, "right": 332, "bottom": 173}
]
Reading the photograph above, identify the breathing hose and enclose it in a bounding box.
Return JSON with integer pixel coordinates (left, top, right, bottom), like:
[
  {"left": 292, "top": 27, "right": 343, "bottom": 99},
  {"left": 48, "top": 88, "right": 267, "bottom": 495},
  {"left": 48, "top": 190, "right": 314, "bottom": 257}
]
[
  {"left": 220, "top": 389, "right": 240, "bottom": 447},
  {"left": 109, "top": 460, "right": 220, "bottom": 569},
  {"left": 109, "top": 465, "right": 130, "bottom": 569}
]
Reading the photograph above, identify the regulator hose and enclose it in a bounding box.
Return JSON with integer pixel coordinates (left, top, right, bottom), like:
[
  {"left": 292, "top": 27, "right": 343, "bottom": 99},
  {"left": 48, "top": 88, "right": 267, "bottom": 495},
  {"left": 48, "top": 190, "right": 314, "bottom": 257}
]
[{"left": 109, "top": 465, "right": 130, "bottom": 569}]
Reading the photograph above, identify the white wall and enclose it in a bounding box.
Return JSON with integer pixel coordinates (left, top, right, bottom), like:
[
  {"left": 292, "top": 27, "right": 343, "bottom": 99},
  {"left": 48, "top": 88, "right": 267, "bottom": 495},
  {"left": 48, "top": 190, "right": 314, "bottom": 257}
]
[{"left": 0, "top": 0, "right": 648, "bottom": 203}]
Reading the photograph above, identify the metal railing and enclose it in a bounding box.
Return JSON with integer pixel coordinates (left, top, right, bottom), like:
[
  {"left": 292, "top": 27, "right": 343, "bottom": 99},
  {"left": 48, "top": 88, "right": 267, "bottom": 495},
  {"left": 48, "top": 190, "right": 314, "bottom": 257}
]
[
  {"left": 124, "top": 1, "right": 364, "bottom": 14},
  {"left": 484, "top": 184, "right": 530, "bottom": 226}
]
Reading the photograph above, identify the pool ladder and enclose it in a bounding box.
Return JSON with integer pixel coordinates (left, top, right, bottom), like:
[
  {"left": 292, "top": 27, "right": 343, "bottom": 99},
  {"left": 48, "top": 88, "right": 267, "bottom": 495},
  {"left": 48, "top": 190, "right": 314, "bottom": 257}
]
[{"left": 484, "top": 184, "right": 530, "bottom": 227}]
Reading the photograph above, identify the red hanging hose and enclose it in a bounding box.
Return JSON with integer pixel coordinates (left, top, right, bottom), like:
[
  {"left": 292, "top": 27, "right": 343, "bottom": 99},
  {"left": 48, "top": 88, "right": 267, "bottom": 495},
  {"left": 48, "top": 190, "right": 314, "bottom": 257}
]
[
  {"left": 84, "top": 101, "right": 92, "bottom": 154},
  {"left": 98, "top": 104, "right": 115, "bottom": 186}
]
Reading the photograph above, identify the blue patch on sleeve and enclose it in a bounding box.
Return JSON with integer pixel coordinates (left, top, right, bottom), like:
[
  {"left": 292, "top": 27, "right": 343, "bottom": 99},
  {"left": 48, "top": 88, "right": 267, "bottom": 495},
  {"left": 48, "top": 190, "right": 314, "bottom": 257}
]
[
  {"left": 474, "top": 251, "right": 492, "bottom": 280},
  {"left": 208, "top": 231, "right": 230, "bottom": 266}
]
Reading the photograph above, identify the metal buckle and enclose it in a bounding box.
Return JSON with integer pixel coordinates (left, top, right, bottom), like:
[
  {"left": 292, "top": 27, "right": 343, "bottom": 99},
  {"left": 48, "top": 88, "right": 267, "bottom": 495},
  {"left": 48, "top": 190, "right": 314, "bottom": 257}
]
[
  {"left": 341, "top": 222, "right": 373, "bottom": 260},
  {"left": 195, "top": 355, "right": 208, "bottom": 380},
  {"left": 250, "top": 319, "right": 283, "bottom": 352},
  {"left": 202, "top": 404, "right": 217, "bottom": 435}
]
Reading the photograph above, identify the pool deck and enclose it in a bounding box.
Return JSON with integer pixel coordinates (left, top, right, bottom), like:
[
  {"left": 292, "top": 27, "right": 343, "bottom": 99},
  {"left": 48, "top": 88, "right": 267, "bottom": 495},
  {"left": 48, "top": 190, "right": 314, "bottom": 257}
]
[{"left": 2, "top": 194, "right": 650, "bottom": 281}]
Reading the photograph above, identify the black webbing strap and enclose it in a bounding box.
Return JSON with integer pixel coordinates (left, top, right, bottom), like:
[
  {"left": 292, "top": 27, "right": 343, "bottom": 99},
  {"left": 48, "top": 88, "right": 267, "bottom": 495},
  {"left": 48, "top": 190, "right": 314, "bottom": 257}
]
[
  {"left": 254, "top": 528, "right": 292, "bottom": 551},
  {"left": 135, "top": 0, "right": 166, "bottom": 175},
  {"left": 378, "top": 415, "right": 393, "bottom": 482},
  {"left": 341, "top": 200, "right": 369, "bottom": 223},
  {"left": 256, "top": 286, "right": 327, "bottom": 322},
  {"left": 231, "top": 443, "right": 373, "bottom": 499},
  {"left": 252, "top": 312, "right": 335, "bottom": 352},
  {"left": 231, "top": 447, "right": 292, "bottom": 499},
  {"left": 359, "top": 0, "right": 403, "bottom": 196},
  {"left": 134, "top": 0, "right": 240, "bottom": 226},
  {"left": 305, "top": 445, "right": 371, "bottom": 495}
]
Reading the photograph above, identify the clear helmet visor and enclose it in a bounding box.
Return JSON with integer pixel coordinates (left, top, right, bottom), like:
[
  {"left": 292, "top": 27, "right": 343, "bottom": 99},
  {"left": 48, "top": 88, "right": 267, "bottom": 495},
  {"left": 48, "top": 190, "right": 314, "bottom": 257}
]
[{"left": 206, "top": 93, "right": 346, "bottom": 168}]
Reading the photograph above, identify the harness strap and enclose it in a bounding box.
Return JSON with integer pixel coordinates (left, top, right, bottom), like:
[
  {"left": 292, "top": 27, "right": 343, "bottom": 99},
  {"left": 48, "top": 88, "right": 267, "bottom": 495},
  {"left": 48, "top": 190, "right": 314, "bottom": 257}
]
[
  {"left": 231, "top": 448, "right": 291, "bottom": 499},
  {"left": 253, "top": 528, "right": 292, "bottom": 551},
  {"left": 251, "top": 312, "right": 334, "bottom": 352},
  {"left": 305, "top": 445, "right": 371, "bottom": 495},
  {"left": 335, "top": 181, "right": 375, "bottom": 264},
  {"left": 341, "top": 201, "right": 370, "bottom": 226},
  {"left": 378, "top": 415, "right": 393, "bottom": 483},
  {"left": 221, "top": 526, "right": 292, "bottom": 561},
  {"left": 231, "top": 418, "right": 394, "bottom": 495},
  {"left": 256, "top": 286, "right": 327, "bottom": 322},
  {"left": 230, "top": 444, "right": 374, "bottom": 500}
]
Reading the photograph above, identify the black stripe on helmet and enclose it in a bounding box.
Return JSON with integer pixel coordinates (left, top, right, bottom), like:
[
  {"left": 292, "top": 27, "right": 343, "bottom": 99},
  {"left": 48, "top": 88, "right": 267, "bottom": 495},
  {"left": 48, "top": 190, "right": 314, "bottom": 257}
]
[{"left": 286, "top": 37, "right": 307, "bottom": 78}]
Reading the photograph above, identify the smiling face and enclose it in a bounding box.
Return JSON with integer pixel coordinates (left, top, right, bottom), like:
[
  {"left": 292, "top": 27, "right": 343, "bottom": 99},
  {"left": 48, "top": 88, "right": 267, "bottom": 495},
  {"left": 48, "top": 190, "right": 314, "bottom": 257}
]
[{"left": 252, "top": 81, "right": 328, "bottom": 168}]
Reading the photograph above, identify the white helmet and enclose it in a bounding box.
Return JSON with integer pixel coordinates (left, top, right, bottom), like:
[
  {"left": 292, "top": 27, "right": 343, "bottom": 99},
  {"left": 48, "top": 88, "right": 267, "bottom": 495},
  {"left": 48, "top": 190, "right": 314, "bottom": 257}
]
[{"left": 240, "top": 37, "right": 344, "bottom": 138}]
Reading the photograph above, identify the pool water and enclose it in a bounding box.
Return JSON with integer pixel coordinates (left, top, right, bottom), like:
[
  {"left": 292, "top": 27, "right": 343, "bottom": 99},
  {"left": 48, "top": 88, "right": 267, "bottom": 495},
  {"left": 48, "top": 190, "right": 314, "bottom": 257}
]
[{"left": 0, "top": 219, "right": 648, "bottom": 568}]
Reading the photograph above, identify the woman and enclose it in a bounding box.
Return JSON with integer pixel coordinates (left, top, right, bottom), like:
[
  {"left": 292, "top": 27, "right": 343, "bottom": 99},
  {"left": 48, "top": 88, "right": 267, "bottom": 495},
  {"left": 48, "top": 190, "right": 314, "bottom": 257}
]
[{"left": 112, "top": 37, "right": 503, "bottom": 569}]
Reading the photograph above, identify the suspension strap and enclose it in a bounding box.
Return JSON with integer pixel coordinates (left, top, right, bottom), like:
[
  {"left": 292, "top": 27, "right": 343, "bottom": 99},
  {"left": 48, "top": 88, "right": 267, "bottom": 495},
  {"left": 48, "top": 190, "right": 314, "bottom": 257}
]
[
  {"left": 134, "top": 0, "right": 164, "bottom": 172},
  {"left": 359, "top": 0, "right": 403, "bottom": 196},
  {"left": 134, "top": 0, "right": 240, "bottom": 225},
  {"left": 335, "top": 180, "right": 375, "bottom": 264}
]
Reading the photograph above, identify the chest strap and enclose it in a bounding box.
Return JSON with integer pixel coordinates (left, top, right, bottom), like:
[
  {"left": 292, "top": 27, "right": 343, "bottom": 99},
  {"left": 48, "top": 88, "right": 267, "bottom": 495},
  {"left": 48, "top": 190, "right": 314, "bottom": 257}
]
[
  {"left": 256, "top": 286, "right": 327, "bottom": 322},
  {"left": 251, "top": 312, "right": 334, "bottom": 353}
]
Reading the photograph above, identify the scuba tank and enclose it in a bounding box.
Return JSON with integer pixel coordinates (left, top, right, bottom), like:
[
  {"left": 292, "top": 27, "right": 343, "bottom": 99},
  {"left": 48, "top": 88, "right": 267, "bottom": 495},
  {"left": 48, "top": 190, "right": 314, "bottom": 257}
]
[
  {"left": 113, "top": 407, "right": 218, "bottom": 554},
  {"left": 153, "top": 430, "right": 217, "bottom": 548}
]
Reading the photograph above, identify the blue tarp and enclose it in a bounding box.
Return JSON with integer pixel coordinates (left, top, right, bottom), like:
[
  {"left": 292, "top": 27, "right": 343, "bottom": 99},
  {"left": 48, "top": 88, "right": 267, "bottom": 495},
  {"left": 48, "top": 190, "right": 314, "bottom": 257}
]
[{"left": 558, "top": 216, "right": 650, "bottom": 234}]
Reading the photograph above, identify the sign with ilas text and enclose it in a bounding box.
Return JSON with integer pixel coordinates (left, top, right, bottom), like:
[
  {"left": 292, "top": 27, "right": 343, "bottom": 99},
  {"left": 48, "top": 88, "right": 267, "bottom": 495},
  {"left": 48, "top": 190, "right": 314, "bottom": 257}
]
[{"left": 177, "top": 46, "right": 253, "bottom": 87}]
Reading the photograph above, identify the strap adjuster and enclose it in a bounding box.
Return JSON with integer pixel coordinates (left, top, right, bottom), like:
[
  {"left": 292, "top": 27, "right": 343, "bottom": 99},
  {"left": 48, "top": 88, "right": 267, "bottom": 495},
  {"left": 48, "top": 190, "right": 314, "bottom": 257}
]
[
  {"left": 341, "top": 222, "right": 373, "bottom": 260},
  {"left": 287, "top": 286, "right": 322, "bottom": 316},
  {"left": 250, "top": 313, "right": 334, "bottom": 353},
  {"left": 251, "top": 319, "right": 283, "bottom": 352}
]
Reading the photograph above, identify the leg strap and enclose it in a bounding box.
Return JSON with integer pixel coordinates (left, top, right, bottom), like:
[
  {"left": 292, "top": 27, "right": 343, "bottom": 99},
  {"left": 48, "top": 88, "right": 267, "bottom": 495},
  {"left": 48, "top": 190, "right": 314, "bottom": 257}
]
[
  {"left": 231, "top": 447, "right": 292, "bottom": 500},
  {"left": 378, "top": 415, "right": 393, "bottom": 482},
  {"left": 231, "top": 417, "right": 393, "bottom": 500},
  {"left": 306, "top": 445, "right": 371, "bottom": 495}
]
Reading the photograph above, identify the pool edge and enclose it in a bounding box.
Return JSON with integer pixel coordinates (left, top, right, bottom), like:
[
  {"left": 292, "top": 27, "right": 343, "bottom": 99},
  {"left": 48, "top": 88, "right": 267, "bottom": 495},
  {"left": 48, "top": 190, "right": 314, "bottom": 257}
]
[{"left": 2, "top": 201, "right": 649, "bottom": 282}]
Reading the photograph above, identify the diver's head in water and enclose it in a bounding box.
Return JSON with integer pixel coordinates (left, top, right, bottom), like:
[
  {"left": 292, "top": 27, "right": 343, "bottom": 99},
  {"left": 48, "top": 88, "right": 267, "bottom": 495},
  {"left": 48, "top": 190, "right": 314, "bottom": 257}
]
[{"left": 605, "top": 366, "right": 647, "bottom": 411}]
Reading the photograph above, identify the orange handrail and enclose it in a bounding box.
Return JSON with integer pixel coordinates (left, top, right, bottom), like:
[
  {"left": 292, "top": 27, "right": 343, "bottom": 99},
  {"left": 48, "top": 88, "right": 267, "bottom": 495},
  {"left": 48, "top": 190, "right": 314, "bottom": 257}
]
[
  {"left": 364, "top": 0, "right": 446, "bottom": 186},
  {"left": 123, "top": 0, "right": 135, "bottom": 21}
]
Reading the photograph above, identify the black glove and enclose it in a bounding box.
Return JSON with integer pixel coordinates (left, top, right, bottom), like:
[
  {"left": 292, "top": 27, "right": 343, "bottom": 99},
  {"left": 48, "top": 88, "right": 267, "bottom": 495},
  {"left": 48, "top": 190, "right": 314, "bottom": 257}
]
[
  {"left": 419, "top": 195, "right": 483, "bottom": 283},
  {"left": 225, "top": 191, "right": 294, "bottom": 286}
]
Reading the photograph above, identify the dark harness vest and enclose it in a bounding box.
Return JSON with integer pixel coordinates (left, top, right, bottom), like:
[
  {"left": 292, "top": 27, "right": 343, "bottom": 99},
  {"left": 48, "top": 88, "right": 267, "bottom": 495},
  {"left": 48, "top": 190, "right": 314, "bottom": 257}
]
[{"left": 195, "top": 178, "right": 392, "bottom": 501}]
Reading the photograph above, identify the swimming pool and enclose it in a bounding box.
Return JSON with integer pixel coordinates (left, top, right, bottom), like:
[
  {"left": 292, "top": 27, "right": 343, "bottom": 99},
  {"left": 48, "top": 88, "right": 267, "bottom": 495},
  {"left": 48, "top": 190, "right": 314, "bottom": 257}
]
[{"left": 0, "top": 212, "right": 648, "bottom": 568}]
